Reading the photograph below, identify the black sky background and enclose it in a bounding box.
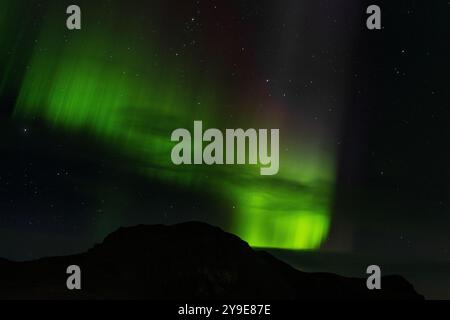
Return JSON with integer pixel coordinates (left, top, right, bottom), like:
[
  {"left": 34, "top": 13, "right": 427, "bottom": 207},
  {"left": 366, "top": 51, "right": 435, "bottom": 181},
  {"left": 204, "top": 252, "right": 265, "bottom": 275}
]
[{"left": 332, "top": 1, "right": 450, "bottom": 259}]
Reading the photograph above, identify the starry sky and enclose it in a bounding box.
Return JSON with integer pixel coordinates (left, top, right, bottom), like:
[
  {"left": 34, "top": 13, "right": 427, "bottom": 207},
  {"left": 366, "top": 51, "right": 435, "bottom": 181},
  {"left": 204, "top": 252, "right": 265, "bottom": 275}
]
[{"left": 1, "top": 0, "right": 450, "bottom": 299}]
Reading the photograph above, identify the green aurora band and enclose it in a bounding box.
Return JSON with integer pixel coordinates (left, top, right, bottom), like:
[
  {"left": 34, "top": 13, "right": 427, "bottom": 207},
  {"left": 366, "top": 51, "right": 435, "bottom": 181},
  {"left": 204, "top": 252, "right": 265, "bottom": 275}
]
[{"left": 5, "top": 2, "right": 336, "bottom": 250}]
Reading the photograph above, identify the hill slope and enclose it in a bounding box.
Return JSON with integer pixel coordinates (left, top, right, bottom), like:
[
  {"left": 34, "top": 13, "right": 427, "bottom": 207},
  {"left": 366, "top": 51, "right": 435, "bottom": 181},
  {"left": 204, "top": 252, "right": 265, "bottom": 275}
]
[{"left": 0, "top": 222, "right": 423, "bottom": 299}]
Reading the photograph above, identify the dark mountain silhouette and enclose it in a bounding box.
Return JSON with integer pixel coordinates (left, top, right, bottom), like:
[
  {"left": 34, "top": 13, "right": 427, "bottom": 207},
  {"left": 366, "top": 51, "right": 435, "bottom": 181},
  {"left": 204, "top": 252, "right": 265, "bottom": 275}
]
[{"left": 0, "top": 222, "right": 423, "bottom": 299}]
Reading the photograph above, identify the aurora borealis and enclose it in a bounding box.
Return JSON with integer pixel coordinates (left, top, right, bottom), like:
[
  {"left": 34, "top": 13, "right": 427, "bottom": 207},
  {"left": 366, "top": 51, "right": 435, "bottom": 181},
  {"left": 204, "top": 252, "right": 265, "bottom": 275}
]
[
  {"left": 2, "top": 0, "right": 450, "bottom": 299},
  {"left": 3, "top": 0, "right": 338, "bottom": 250}
]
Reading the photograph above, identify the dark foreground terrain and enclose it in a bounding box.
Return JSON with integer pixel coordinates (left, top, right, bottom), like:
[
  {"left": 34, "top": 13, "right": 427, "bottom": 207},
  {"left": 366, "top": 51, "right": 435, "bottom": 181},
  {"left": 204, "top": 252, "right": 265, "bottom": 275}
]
[{"left": 0, "top": 222, "right": 423, "bottom": 299}]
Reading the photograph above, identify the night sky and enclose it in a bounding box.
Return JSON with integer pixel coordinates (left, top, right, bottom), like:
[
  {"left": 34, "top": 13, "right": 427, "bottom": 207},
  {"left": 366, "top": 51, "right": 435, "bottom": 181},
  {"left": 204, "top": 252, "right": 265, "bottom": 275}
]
[{"left": 1, "top": 1, "right": 450, "bottom": 299}]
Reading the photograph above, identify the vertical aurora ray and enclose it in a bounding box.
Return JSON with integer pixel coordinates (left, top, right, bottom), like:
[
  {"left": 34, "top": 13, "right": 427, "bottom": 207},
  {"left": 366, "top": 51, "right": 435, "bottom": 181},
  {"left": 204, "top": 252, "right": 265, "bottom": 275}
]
[
  {"left": 14, "top": 15, "right": 214, "bottom": 184},
  {"left": 0, "top": 1, "right": 24, "bottom": 96},
  {"left": 9, "top": 1, "right": 336, "bottom": 250}
]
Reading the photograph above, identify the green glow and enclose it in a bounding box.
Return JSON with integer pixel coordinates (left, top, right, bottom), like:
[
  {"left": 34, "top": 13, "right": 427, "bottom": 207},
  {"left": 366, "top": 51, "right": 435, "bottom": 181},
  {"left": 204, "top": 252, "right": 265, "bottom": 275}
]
[
  {"left": 14, "top": 25, "right": 212, "bottom": 186},
  {"left": 9, "top": 3, "right": 336, "bottom": 250},
  {"left": 227, "top": 148, "right": 334, "bottom": 249}
]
